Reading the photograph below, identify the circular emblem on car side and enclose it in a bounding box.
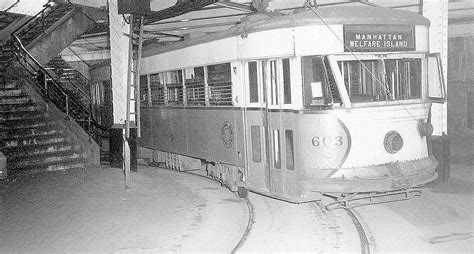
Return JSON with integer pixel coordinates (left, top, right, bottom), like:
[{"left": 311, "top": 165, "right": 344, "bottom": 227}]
[{"left": 221, "top": 121, "right": 234, "bottom": 148}]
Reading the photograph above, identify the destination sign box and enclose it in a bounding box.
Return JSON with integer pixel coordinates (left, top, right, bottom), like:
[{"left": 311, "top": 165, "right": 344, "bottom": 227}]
[{"left": 344, "top": 25, "right": 415, "bottom": 52}]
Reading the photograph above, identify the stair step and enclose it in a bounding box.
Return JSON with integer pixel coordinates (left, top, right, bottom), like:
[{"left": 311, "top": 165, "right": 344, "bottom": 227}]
[
  {"left": 0, "top": 105, "right": 40, "bottom": 115},
  {"left": 5, "top": 142, "right": 75, "bottom": 160},
  {"left": 9, "top": 150, "right": 82, "bottom": 169},
  {"left": 0, "top": 81, "right": 19, "bottom": 86},
  {"left": 0, "top": 97, "right": 31, "bottom": 105},
  {"left": 0, "top": 111, "right": 47, "bottom": 122},
  {"left": 0, "top": 119, "right": 50, "bottom": 131},
  {"left": 0, "top": 83, "right": 19, "bottom": 90},
  {"left": 0, "top": 114, "right": 49, "bottom": 128},
  {"left": 0, "top": 89, "right": 23, "bottom": 97},
  {"left": 10, "top": 158, "right": 84, "bottom": 176},
  {"left": 0, "top": 101, "right": 38, "bottom": 112},
  {"left": 1, "top": 136, "right": 69, "bottom": 150},
  {"left": 1, "top": 127, "right": 63, "bottom": 141}
]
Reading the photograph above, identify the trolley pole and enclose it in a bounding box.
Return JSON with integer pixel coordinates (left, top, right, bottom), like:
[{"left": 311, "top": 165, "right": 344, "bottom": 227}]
[{"left": 123, "top": 128, "right": 131, "bottom": 188}]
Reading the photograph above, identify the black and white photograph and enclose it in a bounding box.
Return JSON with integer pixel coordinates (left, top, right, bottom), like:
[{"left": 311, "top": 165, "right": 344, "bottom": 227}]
[{"left": 0, "top": 0, "right": 473, "bottom": 253}]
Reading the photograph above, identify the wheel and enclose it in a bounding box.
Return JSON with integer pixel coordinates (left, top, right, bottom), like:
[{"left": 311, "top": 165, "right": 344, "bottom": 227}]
[{"left": 237, "top": 186, "right": 248, "bottom": 199}]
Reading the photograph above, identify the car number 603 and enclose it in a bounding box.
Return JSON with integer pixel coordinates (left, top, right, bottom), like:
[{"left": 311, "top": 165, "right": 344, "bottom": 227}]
[{"left": 312, "top": 136, "right": 344, "bottom": 147}]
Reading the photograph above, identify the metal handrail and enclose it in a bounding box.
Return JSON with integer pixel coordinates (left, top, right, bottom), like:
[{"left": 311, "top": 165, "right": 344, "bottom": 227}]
[
  {"left": 47, "top": 64, "right": 92, "bottom": 100},
  {"left": 13, "top": 35, "right": 90, "bottom": 102},
  {"left": 12, "top": 0, "right": 52, "bottom": 37},
  {"left": 2, "top": 0, "right": 20, "bottom": 12},
  {"left": 12, "top": 35, "right": 109, "bottom": 141},
  {"left": 8, "top": 0, "right": 110, "bottom": 142}
]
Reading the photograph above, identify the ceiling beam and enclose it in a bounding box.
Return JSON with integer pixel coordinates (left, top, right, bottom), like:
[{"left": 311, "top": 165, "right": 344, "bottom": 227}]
[
  {"left": 148, "top": 12, "right": 247, "bottom": 26},
  {"left": 145, "top": 0, "right": 219, "bottom": 25},
  {"left": 214, "top": 1, "right": 255, "bottom": 12}
]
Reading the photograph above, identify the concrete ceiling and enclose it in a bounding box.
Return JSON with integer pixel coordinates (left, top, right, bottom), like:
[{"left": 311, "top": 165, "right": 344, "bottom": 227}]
[
  {"left": 69, "top": 0, "right": 425, "bottom": 50},
  {"left": 55, "top": 0, "right": 473, "bottom": 62},
  {"left": 0, "top": 0, "right": 49, "bottom": 15}
]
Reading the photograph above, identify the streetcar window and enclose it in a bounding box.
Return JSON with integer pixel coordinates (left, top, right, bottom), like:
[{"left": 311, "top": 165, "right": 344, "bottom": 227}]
[
  {"left": 208, "top": 63, "right": 232, "bottom": 106},
  {"left": 165, "top": 70, "right": 183, "bottom": 105},
  {"left": 100, "top": 80, "right": 111, "bottom": 106},
  {"left": 427, "top": 54, "right": 446, "bottom": 101},
  {"left": 282, "top": 58, "right": 292, "bottom": 104},
  {"left": 273, "top": 129, "right": 281, "bottom": 169},
  {"left": 285, "top": 130, "right": 294, "bottom": 170},
  {"left": 338, "top": 58, "right": 421, "bottom": 102},
  {"left": 185, "top": 67, "right": 205, "bottom": 106},
  {"left": 139, "top": 75, "right": 149, "bottom": 106},
  {"left": 248, "top": 61, "right": 259, "bottom": 103},
  {"left": 150, "top": 73, "right": 165, "bottom": 105},
  {"left": 270, "top": 60, "right": 278, "bottom": 106},
  {"left": 251, "top": 126, "right": 261, "bottom": 163},
  {"left": 302, "top": 56, "right": 339, "bottom": 108}
]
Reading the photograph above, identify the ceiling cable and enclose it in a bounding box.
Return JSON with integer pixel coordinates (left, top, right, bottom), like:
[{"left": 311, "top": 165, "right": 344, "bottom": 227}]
[{"left": 305, "top": 0, "right": 420, "bottom": 122}]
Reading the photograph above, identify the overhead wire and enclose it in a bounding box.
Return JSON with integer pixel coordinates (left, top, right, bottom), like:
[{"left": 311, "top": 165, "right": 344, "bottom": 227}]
[{"left": 305, "top": 0, "right": 421, "bottom": 122}]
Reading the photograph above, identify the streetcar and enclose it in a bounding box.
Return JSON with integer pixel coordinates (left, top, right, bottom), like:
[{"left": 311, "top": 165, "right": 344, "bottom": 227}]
[{"left": 137, "top": 5, "right": 446, "bottom": 207}]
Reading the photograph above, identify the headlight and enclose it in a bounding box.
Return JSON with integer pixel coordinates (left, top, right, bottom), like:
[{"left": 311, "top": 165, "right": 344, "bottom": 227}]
[
  {"left": 384, "top": 131, "right": 403, "bottom": 154},
  {"left": 418, "top": 120, "right": 433, "bottom": 137}
]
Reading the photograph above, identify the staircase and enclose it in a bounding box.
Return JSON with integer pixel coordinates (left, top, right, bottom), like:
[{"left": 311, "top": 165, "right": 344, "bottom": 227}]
[
  {"left": 46, "top": 56, "right": 91, "bottom": 97},
  {"left": 15, "top": 2, "right": 102, "bottom": 65},
  {"left": 0, "top": 12, "right": 24, "bottom": 32},
  {"left": 0, "top": 1, "right": 106, "bottom": 177},
  {"left": 0, "top": 81, "right": 84, "bottom": 176},
  {"left": 46, "top": 56, "right": 111, "bottom": 163},
  {"left": 15, "top": 4, "right": 75, "bottom": 46}
]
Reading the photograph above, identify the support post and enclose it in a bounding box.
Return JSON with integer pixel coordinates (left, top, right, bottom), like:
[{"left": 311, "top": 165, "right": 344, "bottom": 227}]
[
  {"left": 123, "top": 128, "right": 130, "bottom": 188},
  {"left": 125, "top": 14, "right": 134, "bottom": 139},
  {"left": 423, "top": 0, "right": 450, "bottom": 188},
  {"left": 108, "top": 0, "right": 134, "bottom": 188}
]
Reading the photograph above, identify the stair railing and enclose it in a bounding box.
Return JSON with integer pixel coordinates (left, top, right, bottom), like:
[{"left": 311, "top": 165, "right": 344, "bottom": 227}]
[
  {"left": 11, "top": 35, "right": 108, "bottom": 143},
  {"left": 12, "top": 0, "right": 53, "bottom": 40},
  {"left": 2, "top": 0, "right": 20, "bottom": 13},
  {"left": 12, "top": 35, "right": 74, "bottom": 117},
  {"left": 44, "top": 66, "right": 91, "bottom": 101},
  {"left": 46, "top": 62, "right": 91, "bottom": 98}
]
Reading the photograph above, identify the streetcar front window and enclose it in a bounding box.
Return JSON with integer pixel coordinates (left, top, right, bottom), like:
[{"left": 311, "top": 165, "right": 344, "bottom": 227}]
[
  {"left": 337, "top": 58, "right": 421, "bottom": 103},
  {"left": 302, "top": 56, "right": 341, "bottom": 108}
]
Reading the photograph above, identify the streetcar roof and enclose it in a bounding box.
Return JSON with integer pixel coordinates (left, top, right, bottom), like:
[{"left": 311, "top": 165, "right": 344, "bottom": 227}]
[{"left": 143, "top": 5, "right": 429, "bottom": 57}]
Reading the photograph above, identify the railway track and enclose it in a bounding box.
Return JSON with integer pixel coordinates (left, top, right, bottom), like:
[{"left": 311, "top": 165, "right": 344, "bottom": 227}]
[
  {"left": 231, "top": 193, "right": 373, "bottom": 253},
  {"left": 231, "top": 197, "right": 255, "bottom": 254},
  {"left": 345, "top": 208, "right": 371, "bottom": 254}
]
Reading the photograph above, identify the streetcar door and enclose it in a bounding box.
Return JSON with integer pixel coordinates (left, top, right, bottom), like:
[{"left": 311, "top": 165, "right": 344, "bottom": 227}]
[
  {"left": 265, "top": 59, "right": 283, "bottom": 195},
  {"left": 245, "top": 60, "right": 271, "bottom": 192},
  {"left": 244, "top": 59, "right": 295, "bottom": 197},
  {"left": 263, "top": 58, "right": 296, "bottom": 197}
]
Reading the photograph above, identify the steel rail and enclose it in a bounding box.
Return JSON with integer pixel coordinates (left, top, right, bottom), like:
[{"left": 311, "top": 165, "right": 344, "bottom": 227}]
[
  {"left": 231, "top": 196, "right": 254, "bottom": 254},
  {"left": 345, "top": 208, "right": 371, "bottom": 254}
]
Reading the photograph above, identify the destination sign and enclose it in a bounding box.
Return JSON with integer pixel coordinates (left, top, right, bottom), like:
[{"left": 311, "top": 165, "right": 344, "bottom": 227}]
[{"left": 344, "top": 25, "right": 415, "bottom": 52}]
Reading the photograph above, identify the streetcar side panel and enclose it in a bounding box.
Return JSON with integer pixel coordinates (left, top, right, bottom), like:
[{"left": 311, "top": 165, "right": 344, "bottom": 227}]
[{"left": 140, "top": 107, "right": 245, "bottom": 167}]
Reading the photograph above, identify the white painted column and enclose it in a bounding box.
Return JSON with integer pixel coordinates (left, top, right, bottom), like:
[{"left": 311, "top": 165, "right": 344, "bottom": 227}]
[
  {"left": 109, "top": 0, "right": 131, "bottom": 125},
  {"left": 109, "top": 0, "right": 132, "bottom": 187},
  {"left": 423, "top": 0, "right": 449, "bottom": 135}
]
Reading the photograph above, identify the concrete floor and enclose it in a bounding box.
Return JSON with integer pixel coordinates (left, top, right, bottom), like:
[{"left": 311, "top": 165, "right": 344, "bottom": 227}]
[
  {"left": 0, "top": 166, "right": 249, "bottom": 253},
  {"left": 0, "top": 136, "right": 473, "bottom": 253}
]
